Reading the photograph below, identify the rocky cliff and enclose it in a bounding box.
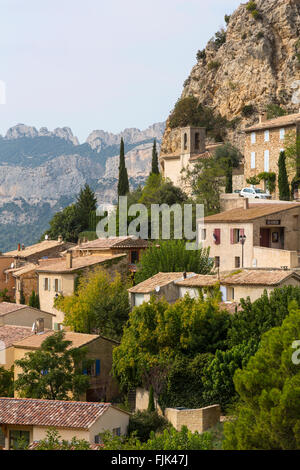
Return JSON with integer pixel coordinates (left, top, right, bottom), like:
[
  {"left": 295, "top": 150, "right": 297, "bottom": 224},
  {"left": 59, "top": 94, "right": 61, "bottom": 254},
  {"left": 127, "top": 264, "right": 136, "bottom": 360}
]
[{"left": 161, "top": 0, "right": 300, "bottom": 154}]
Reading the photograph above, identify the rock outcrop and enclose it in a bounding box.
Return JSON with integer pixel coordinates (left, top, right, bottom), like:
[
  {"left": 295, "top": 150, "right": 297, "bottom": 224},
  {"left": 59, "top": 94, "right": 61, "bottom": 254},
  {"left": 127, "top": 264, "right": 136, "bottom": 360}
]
[{"left": 161, "top": 0, "right": 300, "bottom": 154}]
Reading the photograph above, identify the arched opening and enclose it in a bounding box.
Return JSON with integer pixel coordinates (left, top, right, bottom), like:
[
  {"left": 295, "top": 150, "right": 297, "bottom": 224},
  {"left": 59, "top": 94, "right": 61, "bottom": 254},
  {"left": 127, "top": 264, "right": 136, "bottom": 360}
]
[
  {"left": 184, "top": 133, "right": 188, "bottom": 150},
  {"left": 195, "top": 132, "right": 200, "bottom": 150}
]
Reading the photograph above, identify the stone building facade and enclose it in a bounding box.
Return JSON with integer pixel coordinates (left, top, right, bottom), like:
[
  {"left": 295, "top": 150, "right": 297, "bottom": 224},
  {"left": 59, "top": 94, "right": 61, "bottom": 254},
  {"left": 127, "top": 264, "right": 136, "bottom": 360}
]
[{"left": 244, "top": 112, "right": 300, "bottom": 198}]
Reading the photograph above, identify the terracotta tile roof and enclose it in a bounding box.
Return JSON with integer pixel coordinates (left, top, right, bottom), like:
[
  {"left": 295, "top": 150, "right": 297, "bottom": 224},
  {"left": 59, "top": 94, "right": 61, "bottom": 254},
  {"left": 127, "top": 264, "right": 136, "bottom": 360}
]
[
  {"left": 35, "top": 253, "right": 126, "bottom": 274},
  {"left": 204, "top": 203, "right": 300, "bottom": 223},
  {"left": 220, "top": 302, "right": 243, "bottom": 314},
  {"left": 128, "top": 272, "right": 194, "bottom": 294},
  {"left": 10, "top": 263, "right": 37, "bottom": 277},
  {"left": 0, "top": 398, "right": 113, "bottom": 429},
  {"left": 0, "top": 325, "right": 33, "bottom": 349},
  {"left": 13, "top": 330, "right": 100, "bottom": 350},
  {"left": 74, "top": 236, "right": 148, "bottom": 251},
  {"left": 4, "top": 240, "right": 70, "bottom": 258},
  {"left": 245, "top": 112, "right": 300, "bottom": 132},
  {"left": 0, "top": 302, "right": 27, "bottom": 316},
  {"left": 221, "top": 269, "right": 300, "bottom": 286},
  {"left": 176, "top": 274, "right": 219, "bottom": 287}
]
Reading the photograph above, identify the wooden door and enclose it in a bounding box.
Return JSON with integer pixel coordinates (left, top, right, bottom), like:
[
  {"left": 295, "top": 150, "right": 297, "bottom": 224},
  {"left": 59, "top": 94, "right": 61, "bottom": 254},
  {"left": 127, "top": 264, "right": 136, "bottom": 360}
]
[{"left": 260, "top": 228, "right": 270, "bottom": 248}]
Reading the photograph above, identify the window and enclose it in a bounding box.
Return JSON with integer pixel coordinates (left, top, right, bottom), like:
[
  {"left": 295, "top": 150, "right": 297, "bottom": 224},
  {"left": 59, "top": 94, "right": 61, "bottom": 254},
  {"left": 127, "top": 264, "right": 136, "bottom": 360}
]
[
  {"left": 94, "top": 435, "right": 101, "bottom": 444},
  {"left": 54, "top": 278, "right": 61, "bottom": 292},
  {"left": 195, "top": 132, "right": 200, "bottom": 150},
  {"left": 44, "top": 277, "right": 50, "bottom": 291},
  {"left": 227, "top": 287, "right": 235, "bottom": 301},
  {"left": 235, "top": 257, "right": 241, "bottom": 268},
  {"left": 0, "top": 428, "right": 5, "bottom": 448},
  {"left": 215, "top": 256, "right": 220, "bottom": 268},
  {"left": 251, "top": 132, "right": 256, "bottom": 144},
  {"left": 184, "top": 133, "right": 188, "bottom": 150},
  {"left": 131, "top": 251, "right": 139, "bottom": 264},
  {"left": 200, "top": 229, "right": 206, "bottom": 241},
  {"left": 250, "top": 151, "right": 256, "bottom": 169},
  {"left": 9, "top": 430, "right": 30, "bottom": 450},
  {"left": 213, "top": 229, "right": 221, "bottom": 245},
  {"left": 264, "top": 150, "right": 270, "bottom": 172},
  {"left": 264, "top": 130, "right": 270, "bottom": 142},
  {"left": 113, "top": 428, "right": 121, "bottom": 437},
  {"left": 280, "top": 128, "right": 285, "bottom": 140},
  {"left": 135, "top": 294, "right": 145, "bottom": 307},
  {"left": 230, "top": 229, "right": 244, "bottom": 244}
]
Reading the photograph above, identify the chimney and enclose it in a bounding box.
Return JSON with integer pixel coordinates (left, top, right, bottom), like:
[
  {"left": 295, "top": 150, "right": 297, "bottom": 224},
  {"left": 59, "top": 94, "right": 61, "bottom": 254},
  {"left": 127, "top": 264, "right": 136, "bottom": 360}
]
[
  {"left": 58, "top": 235, "right": 63, "bottom": 243},
  {"left": 259, "top": 112, "right": 267, "bottom": 123},
  {"left": 244, "top": 198, "right": 249, "bottom": 210},
  {"left": 17, "top": 243, "right": 21, "bottom": 252},
  {"left": 21, "top": 244, "right": 25, "bottom": 251},
  {"left": 183, "top": 271, "right": 187, "bottom": 279},
  {"left": 66, "top": 251, "right": 73, "bottom": 269}
]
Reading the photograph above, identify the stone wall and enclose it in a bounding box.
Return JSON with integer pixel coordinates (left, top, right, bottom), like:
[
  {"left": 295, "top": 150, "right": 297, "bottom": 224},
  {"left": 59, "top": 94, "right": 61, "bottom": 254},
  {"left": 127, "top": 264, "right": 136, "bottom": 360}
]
[{"left": 165, "top": 405, "right": 221, "bottom": 433}]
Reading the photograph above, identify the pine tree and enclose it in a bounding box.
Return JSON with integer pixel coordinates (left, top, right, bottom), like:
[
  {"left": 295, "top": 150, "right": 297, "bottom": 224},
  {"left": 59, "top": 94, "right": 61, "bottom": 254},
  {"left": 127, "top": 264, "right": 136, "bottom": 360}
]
[
  {"left": 117, "top": 138, "right": 129, "bottom": 197},
  {"left": 278, "top": 151, "right": 290, "bottom": 201},
  {"left": 151, "top": 139, "right": 160, "bottom": 175},
  {"left": 76, "top": 184, "right": 98, "bottom": 231}
]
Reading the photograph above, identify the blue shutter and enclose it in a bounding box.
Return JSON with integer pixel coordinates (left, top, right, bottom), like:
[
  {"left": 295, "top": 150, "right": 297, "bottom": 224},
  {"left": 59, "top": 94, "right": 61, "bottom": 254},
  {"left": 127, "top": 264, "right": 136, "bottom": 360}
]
[{"left": 95, "top": 359, "right": 101, "bottom": 376}]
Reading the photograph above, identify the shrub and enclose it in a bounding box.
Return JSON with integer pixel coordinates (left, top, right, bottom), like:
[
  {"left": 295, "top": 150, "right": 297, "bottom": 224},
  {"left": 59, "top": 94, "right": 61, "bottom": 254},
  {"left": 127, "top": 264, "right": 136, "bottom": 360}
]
[
  {"left": 196, "top": 49, "right": 206, "bottom": 61},
  {"left": 208, "top": 61, "right": 221, "bottom": 71},
  {"left": 128, "top": 411, "right": 168, "bottom": 442},
  {"left": 256, "top": 31, "right": 264, "bottom": 39},
  {"left": 224, "top": 14, "right": 231, "bottom": 26},
  {"left": 266, "top": 103, "right": 287, "bottom": 119},
  {"left": 246, "top": 1, "right": 256, "bottom": 12},
  {"left": 214, "top": 29, "right": 226, "bottom": 49},
  {"left": 241, "top": 104, "right": 255, "bottom": 117}
]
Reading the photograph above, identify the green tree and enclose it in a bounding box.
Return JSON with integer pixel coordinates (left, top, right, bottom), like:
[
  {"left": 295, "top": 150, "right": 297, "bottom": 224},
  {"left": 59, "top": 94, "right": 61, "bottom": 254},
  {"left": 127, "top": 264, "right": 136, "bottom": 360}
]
[
  {"left": 128, "top": 410, "right": 168, "bottom": 442},
  {"left": 113, "top": 296, "right": 231, "bottom": 391},
  {"left": 227, "top": 286, "right": 300, "bottom": 348},
  {"left": 214, "top": 144, "right": 242, "bottom": 194},
  {"left": 55, "top": 268, "right": 130, "bottom": 339},
  {"left": 29, "top": 291, "right": 40, "bottom": 309},
  {"left": 135, "top": 239, "right": 213, "bottom": 284},
  {"left": 223, "top": 305, "right": 300, "bottom": 450},
  {"left": 14, "top": 331, "right": 90, "bottom": 400},
  {"left": 0, "top": 367, "right": 14, "bottom": 397},
  {"left": 41, "top": 204, "right": 82, "bottom": 243},
  {"left": 19, "top": 289, "right": 26, "bottom": 305},
  {"left": 151, "top": 139, "right": 160, "bottom": 175},
  {"left": 76, "top": 184, "right": 97, "bottom": 231},
  {"left": 278, "top": 151, "right": 290, "bottom": 200},
  {"left": 118, "top": 138, "right": 129, "bottom": 196},
  {"left": 0, "top": 288, "right": 11, "bottom": 302},
  {"left": 266, "top": 104, "right": 286, "bottom": 120},
  {"left": 182, "top": 158, "right": 224, "bottom": 214}
]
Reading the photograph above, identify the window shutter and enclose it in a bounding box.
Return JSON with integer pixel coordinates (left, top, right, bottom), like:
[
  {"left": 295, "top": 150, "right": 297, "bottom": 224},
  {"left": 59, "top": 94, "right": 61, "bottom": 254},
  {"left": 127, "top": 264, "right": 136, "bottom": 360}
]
[
  {"left": 58, "top": 279, "right": 62, "bottom": 292},
  {"left": 230, "top": 229, "right": 234, "bottom": 244},
  {"left": 214, "top": 229, "right": 221, "bottom": 245},
  {"left": 251, "top": 152, "right": 256, "bottom": 169},
  {"left": 95, "top": 359, "right": 101, "bottom": 376}
]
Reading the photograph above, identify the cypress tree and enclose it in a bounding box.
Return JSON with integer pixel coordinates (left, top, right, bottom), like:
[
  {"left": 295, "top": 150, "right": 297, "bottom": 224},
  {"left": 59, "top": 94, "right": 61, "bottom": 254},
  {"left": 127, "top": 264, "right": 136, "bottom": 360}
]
[
  {"left": 29, "top": 291, "right": 36, "bottom": 308},
  {"left": 76, "top": 184, "right": 97, "bottom": 231},
  {"left": 117, "top": 138, "right": 129, "bottom": 196},
  {"left": 278, "top": 151, "right": 290, "bottom": 201},
  {"left": 147, "top": 385, "right": 155, "bottom": 412},
  {"left": 19, "top": 289, "right": 26, "bottom": 305},
  {"left": 151, "top": 139, "right": 160, "bottom": 175}
]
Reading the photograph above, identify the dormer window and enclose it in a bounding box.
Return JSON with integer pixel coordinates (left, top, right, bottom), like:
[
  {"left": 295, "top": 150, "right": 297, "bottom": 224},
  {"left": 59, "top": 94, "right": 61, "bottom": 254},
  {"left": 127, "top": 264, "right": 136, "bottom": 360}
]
[{"left": 264, "top": 130, "right": 270, "bottom": 142}]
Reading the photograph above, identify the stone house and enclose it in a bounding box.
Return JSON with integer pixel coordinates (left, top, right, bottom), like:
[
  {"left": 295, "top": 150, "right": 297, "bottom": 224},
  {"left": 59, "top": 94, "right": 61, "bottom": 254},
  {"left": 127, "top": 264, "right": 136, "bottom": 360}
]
[
  {"left": 36, "top": 252, "right": 128, "bottom": 324},
  {"left": 0, "top": 398, "right": 130, "bottom": 449},
  {"left": 6, "top": 263, "right": 38, "bottom": 305},
  {"left": 72, "top": 236, "right": 149, "bottom": 273},
  {"left": 0, "top": 302, "right": 54, "bottom": 329},
  {"left": 159, "top": 126, "right": 243, "bottom": 191},
  {"left": 128, "top": 272, "right": 192, "bottom": 308},
  {"left": 0, "top": 325, "right": 33, "bottom": 370},
  {"left": 0, "top": 256, "right": 16, "bottom": 300},
  {"left": 176, "top": 270, "right": 300, "bottom": 304},
  {"left": 201, "top": 200, "right": 300, "bottom": 271},
  {"left": 13, "top": 330, "right": 121, "bottom": 402},
  {"left": 4, "top": 238, "right": 75, "bottom": 264},
  {"left": 243, "top": 111, "right": 300, "bottom": 197}
]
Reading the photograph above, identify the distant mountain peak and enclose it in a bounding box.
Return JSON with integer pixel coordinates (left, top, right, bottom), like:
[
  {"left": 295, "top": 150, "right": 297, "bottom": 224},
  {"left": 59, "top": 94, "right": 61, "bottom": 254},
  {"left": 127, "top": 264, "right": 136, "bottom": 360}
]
[{"left": 4, "top": 124, "right": 79, "bottom": 145}]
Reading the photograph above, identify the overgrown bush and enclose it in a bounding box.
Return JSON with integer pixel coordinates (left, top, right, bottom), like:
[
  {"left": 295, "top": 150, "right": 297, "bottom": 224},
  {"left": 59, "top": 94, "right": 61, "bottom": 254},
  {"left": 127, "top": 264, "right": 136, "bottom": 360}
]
[
  {"left": 241, "top": 104, "right": 255, "bottom": 117},
  {"left": 208, "top": 61, "right": 221, "bottom": 71},
  {"left": 266, "top": 103, "right": 287, "bottom": 119},
  {"left": 196, "top": 49, "right": 206, "bottom": 61},
  {"left": 214, "top": 29, "right": 226, "bottom": 49},
  {"left": 128, "top": 411, "right": 168, "bottom": 442}
]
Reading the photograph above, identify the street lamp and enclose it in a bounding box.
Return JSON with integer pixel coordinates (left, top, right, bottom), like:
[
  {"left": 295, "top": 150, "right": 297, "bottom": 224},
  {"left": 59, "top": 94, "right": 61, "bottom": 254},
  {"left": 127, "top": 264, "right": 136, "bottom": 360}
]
[{"left": 239, "top": 234, "right": 247, "bottom": 268}]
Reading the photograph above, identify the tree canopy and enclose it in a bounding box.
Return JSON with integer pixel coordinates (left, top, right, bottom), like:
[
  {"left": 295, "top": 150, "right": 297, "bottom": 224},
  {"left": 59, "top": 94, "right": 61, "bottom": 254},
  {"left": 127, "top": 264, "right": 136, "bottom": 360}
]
[
  {"left": 14, "top": 331, "right": 90, "bottom": 400},
  {"left": 118, "top": 138, "right": 130, "bottom": 197},
  {"left": 151, "top": 139, "right": 160, "bottom": 175},
  {"left": 135, "top": 239, "right": 213, "bottom": 284},
  {"left": 55, "top": 268, "right": 130, "bottom": 339}
]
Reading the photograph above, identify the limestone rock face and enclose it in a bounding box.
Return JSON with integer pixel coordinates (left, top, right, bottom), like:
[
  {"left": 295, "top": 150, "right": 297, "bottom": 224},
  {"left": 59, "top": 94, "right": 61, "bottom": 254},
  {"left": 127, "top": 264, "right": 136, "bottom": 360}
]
[
  {"left": 161, "top": 0, "right": 300, "bottom": 154},
  {"left": 4, "top": 124, "right": 80, "bottom": 145}
]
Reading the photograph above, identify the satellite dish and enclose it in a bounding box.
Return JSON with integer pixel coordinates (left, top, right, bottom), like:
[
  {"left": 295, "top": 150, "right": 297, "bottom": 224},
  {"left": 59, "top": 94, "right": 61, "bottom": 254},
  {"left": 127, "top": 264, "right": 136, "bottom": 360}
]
[
  {"left": 10, "top": 263, "right": 14, "bottom": 269},
  {"left": 45, "top": 234, "right": 49, "bottom": 240},
  {"left": 155, "top": 286, "right": 160, "bottom": 293}
]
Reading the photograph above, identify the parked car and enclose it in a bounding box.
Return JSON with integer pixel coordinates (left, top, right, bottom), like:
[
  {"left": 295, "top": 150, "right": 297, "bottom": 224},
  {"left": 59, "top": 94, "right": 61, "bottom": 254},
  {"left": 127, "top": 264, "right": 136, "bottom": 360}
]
[{"left": 240, "top": 187, "right": 271, "bottom": 199}]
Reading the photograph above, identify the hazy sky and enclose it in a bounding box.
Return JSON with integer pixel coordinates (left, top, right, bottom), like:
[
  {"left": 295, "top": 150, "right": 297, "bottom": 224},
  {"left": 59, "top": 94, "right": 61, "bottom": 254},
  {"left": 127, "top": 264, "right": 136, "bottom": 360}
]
[{"left": 0, "top": 0, "right": 241, "bottom": 142}]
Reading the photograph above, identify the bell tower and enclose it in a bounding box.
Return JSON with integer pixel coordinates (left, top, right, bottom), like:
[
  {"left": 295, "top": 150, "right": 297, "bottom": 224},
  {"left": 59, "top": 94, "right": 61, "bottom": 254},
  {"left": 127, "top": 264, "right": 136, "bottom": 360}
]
[{"left": 181, "top": 127, "right": 206, "bottom": 156}]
